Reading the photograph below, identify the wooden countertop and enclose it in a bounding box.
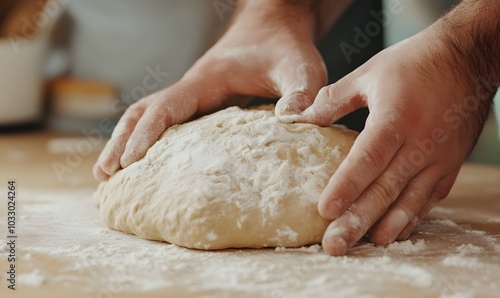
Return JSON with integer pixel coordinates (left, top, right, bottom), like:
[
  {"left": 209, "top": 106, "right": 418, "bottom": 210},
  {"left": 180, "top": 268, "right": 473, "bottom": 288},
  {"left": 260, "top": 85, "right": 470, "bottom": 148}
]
[{"left": 0, "top": 131, "right": 499, "bottom": 298}]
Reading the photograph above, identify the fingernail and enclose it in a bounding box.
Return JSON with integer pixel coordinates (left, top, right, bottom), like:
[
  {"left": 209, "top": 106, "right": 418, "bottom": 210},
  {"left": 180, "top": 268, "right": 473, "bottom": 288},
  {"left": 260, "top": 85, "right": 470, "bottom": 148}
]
[
  {"left": 120, "top": 150, "right": 134, "bottom": 168},
  {"left": 323, "top": 236, "right": 347, "bottom": 256},
  {"left": 93, "top": 163, "right": 110, "bottom": 181},
  {"left": 276, "top": 114, "right": 301, "bottom": 123},
  {"left": 322, "top": 224, "right": 349, "bottom": 256},
  {"left": 318, "top": 196, "right": 343, "bottom": 221},
  {"left": 397, "top": 217, "right": 418, "bottom": 240},
  {"left": 276, "top": 92, "right": 311, "bottom": 116},
  {"left": 100, "top": 153, "right": 120, "bottom": 176},
  {"left": 386, "top": 209, "right": 410, "bottom": 242}
]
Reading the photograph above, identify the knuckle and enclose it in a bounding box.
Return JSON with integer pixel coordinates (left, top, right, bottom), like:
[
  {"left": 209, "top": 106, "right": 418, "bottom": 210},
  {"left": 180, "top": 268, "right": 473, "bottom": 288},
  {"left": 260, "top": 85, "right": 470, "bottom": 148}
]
[
  {"left": 394, "top": 199, "right": 419, "bottom": 219},
  {"left": 359, "top": 145, "right": 388, "bottom": 175},
  {"left": 318, "top": 85, "right": 336, "bottom": 100},
  {"left": 341, "top": 210, "right": 370, "bottom": 245},
  {"left": 291, "top": 90, "right": 313, "bottom": 106},
  {"left": 398, "top": 185, "right": 433, "bottom": 214},
  {"left": 369, "top": 180, "right": 397, "bottom": 207},
  {"left": 336, "top": 175, "right": 366, "bottom": 205},
  {"left": 346, "top": 209, "right": 370, "bottom": 234},
  {"left": 100, "top": 152, "right": 119, "bottom": 173},
  {"left": 123, "top": 103, "right": 144, "bottom": 119}
]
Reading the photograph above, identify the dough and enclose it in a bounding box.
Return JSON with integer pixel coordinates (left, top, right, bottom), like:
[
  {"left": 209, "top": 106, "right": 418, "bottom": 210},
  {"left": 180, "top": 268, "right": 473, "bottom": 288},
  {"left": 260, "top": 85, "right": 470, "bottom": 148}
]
[{"left": 96, "top": 106, "right": 357, "bottom": 250}]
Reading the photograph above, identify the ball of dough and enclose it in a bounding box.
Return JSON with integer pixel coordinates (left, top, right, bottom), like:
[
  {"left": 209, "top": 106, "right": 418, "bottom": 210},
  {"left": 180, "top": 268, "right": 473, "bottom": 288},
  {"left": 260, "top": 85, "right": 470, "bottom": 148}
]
[{"left": 96, "top": 106, "right": 357, "bottom": 250}]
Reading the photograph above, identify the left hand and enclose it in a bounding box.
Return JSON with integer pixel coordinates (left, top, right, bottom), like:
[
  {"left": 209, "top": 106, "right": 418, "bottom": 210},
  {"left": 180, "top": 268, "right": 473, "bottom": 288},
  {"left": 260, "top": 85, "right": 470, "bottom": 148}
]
[{"left": 281, "top": 27, "right": 493, "bottom": 255}]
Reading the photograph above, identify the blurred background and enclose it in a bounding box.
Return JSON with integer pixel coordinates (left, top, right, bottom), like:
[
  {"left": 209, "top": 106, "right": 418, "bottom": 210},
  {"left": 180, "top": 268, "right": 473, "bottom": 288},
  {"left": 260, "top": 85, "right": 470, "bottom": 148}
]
[{"left": 0, "top": 0, "right": 498, "bottom": 165}]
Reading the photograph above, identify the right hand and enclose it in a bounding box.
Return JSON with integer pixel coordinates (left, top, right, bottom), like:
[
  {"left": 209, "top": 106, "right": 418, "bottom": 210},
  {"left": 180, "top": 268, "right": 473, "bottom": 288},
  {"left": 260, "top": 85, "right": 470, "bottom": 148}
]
[{"left": 93, "top": 3, "right": 327, "bottom": 181}]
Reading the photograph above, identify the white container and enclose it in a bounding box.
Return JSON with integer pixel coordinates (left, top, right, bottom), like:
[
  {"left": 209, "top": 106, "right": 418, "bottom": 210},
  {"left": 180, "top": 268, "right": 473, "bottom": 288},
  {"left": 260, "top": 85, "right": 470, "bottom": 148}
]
[
  {"left": 0, "top": 36, "right": 48, "bottom": 125},
  {"left": 65, "top": 0, "right": 226, "bottom": 97}
]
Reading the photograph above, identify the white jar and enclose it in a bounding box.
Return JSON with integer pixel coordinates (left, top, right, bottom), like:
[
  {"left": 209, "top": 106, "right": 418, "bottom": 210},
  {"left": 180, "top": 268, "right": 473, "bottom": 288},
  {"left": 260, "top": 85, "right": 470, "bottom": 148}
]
[
  {"left": 0, "top": 36, "right": 48, "bottom": 125},
  {"left": 64, "top": 0, "right": 227, "bottom": 100}
]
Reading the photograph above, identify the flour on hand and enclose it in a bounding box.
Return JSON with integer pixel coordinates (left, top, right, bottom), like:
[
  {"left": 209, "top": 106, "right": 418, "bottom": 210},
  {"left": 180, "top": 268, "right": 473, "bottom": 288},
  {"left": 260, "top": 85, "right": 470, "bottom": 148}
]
[{"left": 96, "top": 105, "right": 357, "bottom": 249}]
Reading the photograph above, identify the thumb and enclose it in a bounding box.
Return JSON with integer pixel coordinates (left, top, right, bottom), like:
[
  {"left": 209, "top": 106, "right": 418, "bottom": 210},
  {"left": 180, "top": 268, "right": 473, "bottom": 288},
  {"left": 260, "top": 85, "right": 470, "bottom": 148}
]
[
  {"left": 275, "top": 89, "right": 320, "bottom": 116},
  {"left": 274, "top": 50, "right": 327, "bottom": 116},
  {"left": 288, "top": 77, "right": 365, "bottom": 126}
]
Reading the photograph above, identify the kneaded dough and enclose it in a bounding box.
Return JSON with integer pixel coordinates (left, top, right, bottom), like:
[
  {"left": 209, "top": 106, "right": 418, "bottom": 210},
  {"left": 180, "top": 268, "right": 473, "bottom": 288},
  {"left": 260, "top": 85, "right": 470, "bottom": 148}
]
[{"left": 96, "top": 106, "right": 357, "bottom": 250}]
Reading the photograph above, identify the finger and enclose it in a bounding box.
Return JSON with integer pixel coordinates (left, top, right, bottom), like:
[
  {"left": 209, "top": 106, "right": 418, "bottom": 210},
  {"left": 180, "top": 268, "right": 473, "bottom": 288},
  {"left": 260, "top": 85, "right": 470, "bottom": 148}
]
[
  {"left": 318, "top": 114, "right": 405, "bottom": 220},
  {"left": 369, "top": 166, "right": 442, "bottom": 245},
  {"left": 274, "top": 53, "right": 327, "bottom": 116},
  {"left": 397, "top": 169, "right": 459, "bottom": 240},
  {"left": 275, "top": 90, "right": 321, "bottom": 116},
  {"left": 322, "top": 146, "right": 426, "bottom": 256},
  {"left": 93, "top": 164, "right": 109, "bottom": 181},
  {"left": 120, "top": 80, "right": 222, "bottom": 168},
  {"left": 93, "top": 103, "right": 146, "bottom": 180},
  {"left": 288, "top": 76, "right": 365, "bottom": 126}
]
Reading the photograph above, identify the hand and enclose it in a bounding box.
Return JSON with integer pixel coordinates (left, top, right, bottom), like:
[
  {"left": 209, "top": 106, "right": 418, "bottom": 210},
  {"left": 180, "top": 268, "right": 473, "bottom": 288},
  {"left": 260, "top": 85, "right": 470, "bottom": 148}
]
[
  {"left": 93, "top": 2, "right": 327, "bottom": 181},
  {"left": 286, "top": 26, "right": 496, "bottom": 255}
]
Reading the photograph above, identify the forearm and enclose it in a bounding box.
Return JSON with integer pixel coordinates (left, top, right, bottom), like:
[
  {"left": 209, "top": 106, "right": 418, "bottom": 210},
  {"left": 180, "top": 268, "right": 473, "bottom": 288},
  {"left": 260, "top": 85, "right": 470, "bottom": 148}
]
[
  {"left": 436, "top": 0, "right": 500, "bottom": 99},
  {"left": 233, "top": 0, "right": 355, "bottom": 41},
  {"left": 418, "top": 0, "right": 500, "bottom": 150}
]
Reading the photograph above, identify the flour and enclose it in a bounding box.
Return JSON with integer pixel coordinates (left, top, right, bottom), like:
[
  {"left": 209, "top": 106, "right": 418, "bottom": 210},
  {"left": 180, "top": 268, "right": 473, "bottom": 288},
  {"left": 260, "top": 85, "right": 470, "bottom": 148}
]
[
  {"left": 3, "top": 189, "right": 500, "bottom": 297},
  {"left": 430, "top": 219, "right": 458, "bottom": 227},
  {"left": 206, "top": 231, "right": 218, "bottom": 241},
  {"left": 275, "top": 244, "right": 323, "bottom": 253},
  {"left": 442, "top": 256, "right": 485, "bottom": 269},
  {"left": 431, "top": 206, "right": 456, "bottom": 215},
  {"left": 352, "top": 239, "right": 427, "bottom": 256},
  {"left": 464, "top": 229, "right": 497, "bottom": 243},
  {"left": 386, "top": 239, "right": 426, "bottom": 254},
  {"left": 18, "top": 269, "right": 46, "bottom": 287},
  {"left": 456, "top": 243, "right": 484, "bottom": 255}
]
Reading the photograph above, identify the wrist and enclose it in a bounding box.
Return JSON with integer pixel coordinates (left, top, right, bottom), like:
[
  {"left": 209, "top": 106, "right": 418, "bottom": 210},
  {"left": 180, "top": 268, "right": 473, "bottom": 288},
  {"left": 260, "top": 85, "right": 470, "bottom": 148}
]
[
  {"left": 432, "top": 1, "right": 500, "bottom": 100},
  {"left": 234, "top": 0, "right": 319, "bottom": 41}
]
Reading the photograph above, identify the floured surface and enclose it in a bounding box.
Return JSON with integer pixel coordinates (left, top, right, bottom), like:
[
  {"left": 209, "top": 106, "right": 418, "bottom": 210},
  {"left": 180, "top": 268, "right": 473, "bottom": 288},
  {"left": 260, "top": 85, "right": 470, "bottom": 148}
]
[{"left": 1, "top": 134, "right": 500, "bottom": 298}]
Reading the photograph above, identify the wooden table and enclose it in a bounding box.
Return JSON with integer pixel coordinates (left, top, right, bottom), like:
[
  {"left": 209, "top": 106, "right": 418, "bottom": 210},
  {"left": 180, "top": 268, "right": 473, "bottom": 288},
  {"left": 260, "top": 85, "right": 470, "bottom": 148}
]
[{"left": 0, "top": 132, "right": 499, "bottom": 298}]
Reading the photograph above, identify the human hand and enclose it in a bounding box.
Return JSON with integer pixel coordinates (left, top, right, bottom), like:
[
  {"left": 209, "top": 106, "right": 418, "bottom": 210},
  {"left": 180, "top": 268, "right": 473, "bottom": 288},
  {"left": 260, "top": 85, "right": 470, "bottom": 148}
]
[
  {"left": 285, "top": 24, "right": 497, "bottom": 255},
  {"left": 93, "top": 1, "right": 327, "bottom": 181}
]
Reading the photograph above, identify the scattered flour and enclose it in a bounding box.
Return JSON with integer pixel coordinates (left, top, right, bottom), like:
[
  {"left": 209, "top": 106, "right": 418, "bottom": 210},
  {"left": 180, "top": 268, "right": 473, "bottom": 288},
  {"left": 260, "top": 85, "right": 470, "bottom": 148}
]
[
  {"left": 386, "top": 239, "right": 426, "bottom": 254},
  {"left": 442, "top": 244, "right": 498, "bottom": 270},
  {"left": 430, "top": 206, "right": 455, "bottom": 215},
  {"left": 456, "top": 244, "right": 484, "bottom": 255},
  {"left": 464, "top": 230, "right": 497, "bottom": 243},
  {"left": 17, "top": 269, "right": 46, "bottom": 287},
  {"left": 275, "top": 244, "right": 322, "bottom": 253},
  {"left": 487, "top": 217, "right": 500, "bottom": 223},
  {"left": 206, "top": 231, "right": 218, "bottom": 241},
  {"left": 430, "top": 219, "right": 458, "bottom": 227},
  {"left": 352, "top": 239, "right": 426, "bottom": 255},
  {"left": 442, "top": 256, "right": 485, "bottom": 269},
  {"left": 1, "top": 189, "right": 499, "bottom": 297}
]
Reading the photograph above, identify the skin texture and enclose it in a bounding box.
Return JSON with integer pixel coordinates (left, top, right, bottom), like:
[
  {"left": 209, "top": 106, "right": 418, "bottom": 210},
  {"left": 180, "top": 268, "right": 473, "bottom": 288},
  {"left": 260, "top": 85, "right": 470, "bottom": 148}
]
[{"left": 94, "top": 0, "right": 500, "bottom": 255}]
